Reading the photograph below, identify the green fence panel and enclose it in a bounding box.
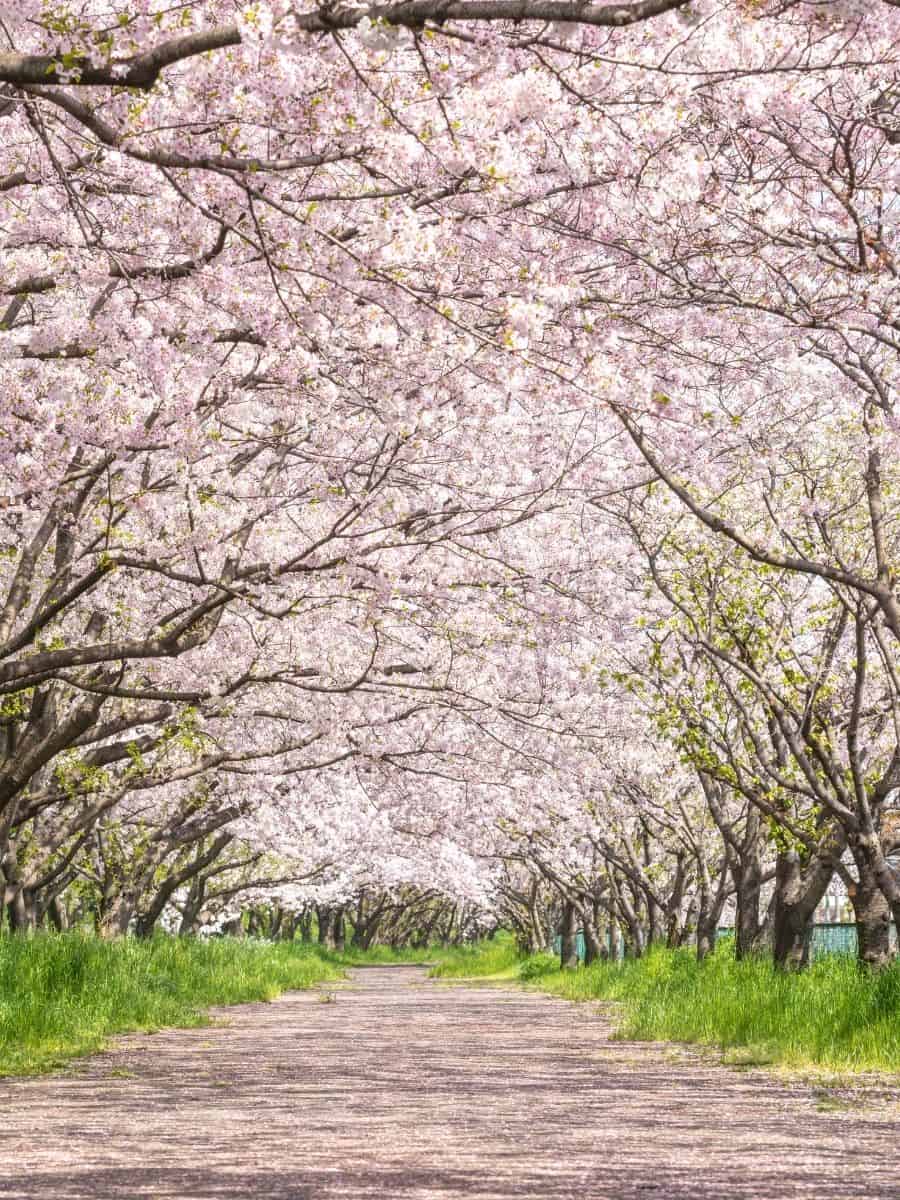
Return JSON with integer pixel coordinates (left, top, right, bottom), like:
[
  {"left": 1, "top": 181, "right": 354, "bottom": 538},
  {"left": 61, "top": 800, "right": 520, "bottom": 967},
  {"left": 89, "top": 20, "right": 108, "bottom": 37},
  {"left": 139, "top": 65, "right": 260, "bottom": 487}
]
[{"left": 810, "top": 923, "right": 857, "bottom": 957}]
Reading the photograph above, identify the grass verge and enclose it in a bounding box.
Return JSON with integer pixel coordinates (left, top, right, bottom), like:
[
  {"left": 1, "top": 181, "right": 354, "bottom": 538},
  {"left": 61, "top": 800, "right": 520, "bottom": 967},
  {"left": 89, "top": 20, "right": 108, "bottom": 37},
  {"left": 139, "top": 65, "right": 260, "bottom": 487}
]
[
  {"left": 0, "top": 933, "right": 515, "bottom": 1077},
  {"left": 0, "top": 932, "right": 343, "bottom": 1076},
  {"left": 509, "top": 943, "right": 900, "bottom": 1074},
  {"left": 322, "top": 942, "right": 438, "bottom": 966},
  {"left": 427, "top": 933, "right": 524, "bottom": 979}
]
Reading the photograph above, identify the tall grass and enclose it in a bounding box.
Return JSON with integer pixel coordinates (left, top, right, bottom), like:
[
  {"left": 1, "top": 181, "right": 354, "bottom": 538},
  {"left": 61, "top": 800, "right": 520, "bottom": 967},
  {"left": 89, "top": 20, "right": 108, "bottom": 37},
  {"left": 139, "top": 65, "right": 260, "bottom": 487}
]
[
  {"left": 523, "top": 944, "right": 900, "bottom": 1073},
  {"left": 428, "top": 933, "right": 524, "bottom": 978},
  {"left": 0, "top": 933, "right": 342, "bottom": 1076},
  {"left": 322, "top": 942, "right": 439, "bottom": 965}
]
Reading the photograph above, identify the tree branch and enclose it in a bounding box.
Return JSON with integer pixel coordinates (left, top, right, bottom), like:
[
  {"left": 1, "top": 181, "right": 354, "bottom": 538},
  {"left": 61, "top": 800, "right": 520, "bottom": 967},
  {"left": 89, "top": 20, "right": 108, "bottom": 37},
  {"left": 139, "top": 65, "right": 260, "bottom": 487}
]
[
  {"left": 293, "top": 0, "right": 690, "bottom": 33},
  {"left": 0, "top": 27, "right": 241, "bottom": 89}
]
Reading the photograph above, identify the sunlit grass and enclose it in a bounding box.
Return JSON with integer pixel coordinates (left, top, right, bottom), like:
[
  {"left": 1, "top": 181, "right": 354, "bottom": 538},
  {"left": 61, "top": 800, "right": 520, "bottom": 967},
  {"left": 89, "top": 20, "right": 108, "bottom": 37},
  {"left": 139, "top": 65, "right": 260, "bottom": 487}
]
[
  {"left": 10, "top": 932, "right": 891, "bottom": 1079},
  {"left": 425, "top": 937, "right": 900, "bottom": 1072},
  {"left": 428, "top": 932, "right": 523, "bottom": 978},
  {"left": 0, "top": 932, "right": 517, "bottom": 1077},
  {"left": 322, "top": 942, "right": 438, "bottom": 965},
  {"left": 0, "top": 933, "right": 342, "bottom": 1076},
  {"left": 521, "top": 943, "right": 900, "bottom": 1074}
]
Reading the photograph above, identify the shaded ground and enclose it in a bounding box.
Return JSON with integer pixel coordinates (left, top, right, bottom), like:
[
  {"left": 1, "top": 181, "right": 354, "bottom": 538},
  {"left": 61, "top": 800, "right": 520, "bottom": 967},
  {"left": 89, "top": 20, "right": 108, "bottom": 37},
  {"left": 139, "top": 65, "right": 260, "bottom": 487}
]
[{"left": 1, "top": 965, "right": 898, "bottom": 1199}]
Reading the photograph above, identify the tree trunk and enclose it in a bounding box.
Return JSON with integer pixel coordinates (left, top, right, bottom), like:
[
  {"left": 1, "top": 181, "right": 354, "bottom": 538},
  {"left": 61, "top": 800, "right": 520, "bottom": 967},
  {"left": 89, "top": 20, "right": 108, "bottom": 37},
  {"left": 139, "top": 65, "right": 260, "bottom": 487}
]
[
  {"left": 850, "top": 864, "right": 893, "bottom": 969},
  {"left": 772, "top": 850, "right": 830, "bottom": 971},
  {"left": 527, "top": 881, "right": 553, "bottom": 953},
  {"left": 646, "top": 894, "right": 665, "bottom": 947},
  {"left": 695, "top": 910, "right": 718, "bottom": 961},
  {"left": 848, "top": 827, "right": 900, "bottom": 966},
  {"left": 332, "top": 906, "right": 346, "bottom": 952},
  {"left": 5, "top": 885, "right": 38, "bottom": 934},
  {"left": 46, "top": 895, "right": 69, "bottom": 932},
  {"left": 316, "top": 905, "right": 335, "bottom": 950},
  {"left": 593, "top": 902, "right": 610, "bottom": 961},
  {"left": 97, "top": 893, "right": 135, "bottom": 938},
  {"left": 559, "top": 900, "right": 579, "bottom": 970},
  {"left": 582, "top": 910, "right": 604, "bottom": 965},
  {"left": 664, "top": 853, "right": 688, "bottom": 948},
  {"left": 694, "top": 867, "right": 730, "bottom": 962},
  {"left": 733, "top": 852, "right": 764, "bottom": 959},
  {"left": 619, "top": 905, "right": 646, "bottom": 958},
  {"left": 678, "top": 894, "right": 699, "bottom": 948},
  {"left": 727, "top": 808, "right": 768, "bottom": 959},
  {"left": 298, "top": 909, "right": 313, "bottom": 942}
]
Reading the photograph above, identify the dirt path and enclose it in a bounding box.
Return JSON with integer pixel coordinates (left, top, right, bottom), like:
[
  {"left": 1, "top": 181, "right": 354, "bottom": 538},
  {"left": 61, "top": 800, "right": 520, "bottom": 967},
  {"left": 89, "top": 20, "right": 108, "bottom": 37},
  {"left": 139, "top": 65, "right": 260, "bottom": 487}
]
[{"left": 1, "top": 965, "right": 898, "bottom": 1199}]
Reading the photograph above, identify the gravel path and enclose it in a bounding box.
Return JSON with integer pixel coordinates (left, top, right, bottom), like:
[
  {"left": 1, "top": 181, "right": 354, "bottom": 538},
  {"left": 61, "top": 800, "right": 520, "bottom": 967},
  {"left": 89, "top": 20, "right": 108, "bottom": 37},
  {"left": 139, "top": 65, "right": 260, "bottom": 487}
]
[{"left": 1, "top": 965, "right": 898, "bottom": 1199}]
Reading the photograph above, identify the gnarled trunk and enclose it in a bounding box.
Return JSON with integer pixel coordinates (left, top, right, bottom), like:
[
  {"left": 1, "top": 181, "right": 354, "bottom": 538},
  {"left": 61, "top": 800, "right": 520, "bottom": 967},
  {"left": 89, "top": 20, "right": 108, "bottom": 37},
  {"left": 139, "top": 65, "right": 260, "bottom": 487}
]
[
  {"left": 848, "top": 846, "right": 894, "bottom": 969},
  {"left": 96, "top": 892, "right": 135, "bottom": 939},
  {"left": 848, "top": 827, "right": 900, "bottom": 967},
  {"left": 772, "top": 849, "right": 833, "bottom": 971}
]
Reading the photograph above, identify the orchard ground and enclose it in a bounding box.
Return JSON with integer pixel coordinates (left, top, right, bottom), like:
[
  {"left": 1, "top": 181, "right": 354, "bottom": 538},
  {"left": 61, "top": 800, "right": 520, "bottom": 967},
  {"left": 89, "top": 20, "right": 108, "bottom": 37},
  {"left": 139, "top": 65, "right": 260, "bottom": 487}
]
[{"left": 0, "top": 958, "right": 898, "bottom": 1200}]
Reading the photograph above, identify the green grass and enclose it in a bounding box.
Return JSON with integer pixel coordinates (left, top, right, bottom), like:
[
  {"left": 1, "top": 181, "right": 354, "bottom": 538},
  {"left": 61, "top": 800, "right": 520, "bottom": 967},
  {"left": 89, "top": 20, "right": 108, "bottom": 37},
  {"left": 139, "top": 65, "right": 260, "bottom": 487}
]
[
  {"left": 12, "top": 932, "right": 894, "bottom": 1080},
  {"left": 323, "top": 942, "right": 439, "bottom": 965},
  {"left": 0, "top": 932, "right": 514, "bottom": 1077},
  {"left": 518, "top": 944, "right": 900, "bottom": 1074},
  {"left": 428, "top": 933, "right": 524, "bottom": 979},
  {"left": 0, "top": 932, "right": 343, "bottom": 1076}
]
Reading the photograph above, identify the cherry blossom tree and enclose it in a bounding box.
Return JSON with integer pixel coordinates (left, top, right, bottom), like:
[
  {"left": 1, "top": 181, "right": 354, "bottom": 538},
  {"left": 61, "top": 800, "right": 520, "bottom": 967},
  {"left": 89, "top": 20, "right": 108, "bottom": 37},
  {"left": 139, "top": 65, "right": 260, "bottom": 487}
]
[{"left": 3, "top": 0, "right": 900, "bottom": 961}]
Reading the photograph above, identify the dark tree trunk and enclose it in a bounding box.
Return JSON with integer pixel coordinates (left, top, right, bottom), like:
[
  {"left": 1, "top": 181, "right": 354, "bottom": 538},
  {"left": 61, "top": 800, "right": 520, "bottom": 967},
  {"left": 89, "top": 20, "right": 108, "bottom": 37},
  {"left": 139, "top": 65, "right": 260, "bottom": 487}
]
[
  {"left": 734, "top": 853, "right": 764, "bottom": 959},
  {"left": 5, "top": 885, "right": 38, "bottom": 934},
  {"left": 316, "top": 905, "right": 335, "bottom": 949},
  {"left": 647, "top": 897, "right": 665, "bottom": 947},
  {"left": 440, "top": 904, "right": 458, "bottom": 946},
  {"left": 696, "top": 911, "right": 718, "bottom": 961},
  {"left": 178, "top": 877, "right": 207, "bottom": 936},
  {"left": 332, "top": 907, "right": 346, "bottom": 952},
  {"left": 694, "top": 864, "right": 731, "bottom": 963},
  {"left": 582, "top": 909, "right": 604, "bottom": 966},
  {"left": 847, "top": 827, "right": 900, "bottom": 967},
  {"left": 665, "top": 853, "right": 687, "bottom": 949},
  {"left": 559, "top": 901, "right": 579, "bottom": 970},
  {"left": 723, "top": 808, "right": 768, "bottom": 959},
  {"left": 619, "top": 906, "right": 646, "bottom": 959},
  {"left": 46, "top": 895, "right": 69, "bottom": 932}
]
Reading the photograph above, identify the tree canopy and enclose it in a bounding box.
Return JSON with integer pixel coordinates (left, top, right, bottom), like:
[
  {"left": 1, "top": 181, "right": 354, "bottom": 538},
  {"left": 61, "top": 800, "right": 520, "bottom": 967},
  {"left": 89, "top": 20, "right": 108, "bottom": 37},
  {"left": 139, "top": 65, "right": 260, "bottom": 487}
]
[{"left": 2, "top": 0, "right": 900, "bottom": 963}]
